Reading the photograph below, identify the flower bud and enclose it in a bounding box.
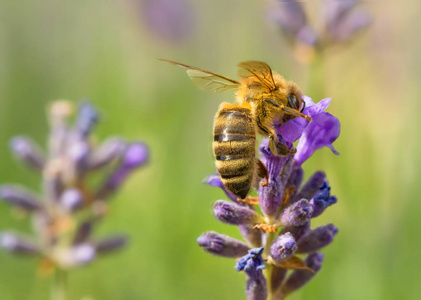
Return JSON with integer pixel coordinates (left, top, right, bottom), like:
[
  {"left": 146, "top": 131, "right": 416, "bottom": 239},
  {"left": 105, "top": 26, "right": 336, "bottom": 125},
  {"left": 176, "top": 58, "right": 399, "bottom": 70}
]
[
  {"left": 280, "top": 199, "right": 312, "bottom": 226},
  {"left": 9, "top": 136, "right": 45, "bottom": 170},
  {"left": 0, "top": 232, "right": 40, "bottom": 255},
  {"left": 285, "top": 162, "right": 303, "bottom": 195},
  {"left": 296, "top": 224, "right": 338, "bottom": 254},
  {"left": 278, "top": 253, "right": 324, "bottom": 297},
  {"left": 280, "top": 221, "right": 310, "bottom": 242},
  {"left": 269, "top": 0, "right": 307, "bottom": 38},
  {"left": 58, "top": 243, "right": 97, "bottom": 267},
  {"left": 75, "top": 101, "right": 99, "bottom": 137},
  {"left": 68, "top": 140, "right": 90, "bottom": 175},
  {"left": 0, "top": 185, "right": 43, "bottom": 211},
  {"left": 60, "top": 189, "right": 83, "bottom": 212},
  {"left": 203, "top": 174, "right": 236, "bottom": 202},
  {"left": 87, "top": 138, "right": 126, "bottom": 170},
  {"left": 97, "top": 141, "right": 149, "bottom": 199},
  {"left": 270, "top": 233, "right": 297, "bottom": 263},
  {"left": 214, "top": 200, "right": 264, "bottom": 226},
  {"left": 310, "top": 181, "right": 337, "bottom": 218},
  {"left": 96, "top": 235, "right": 127, "bottom": 253},
  {"left": 197, "top": 231, "right": 250, "bottom": 258},
  {"left": 292, "top": 171, "right": 326, "bottom": 204},
  {"left": 235, "top": 247, "right": 265, "bottom": 272},
  {"left": 246, "top": 274, "right": 267, "bottom": 300},
  {"left": 73, "top": 221, "right": 93, "bottom": 245}
]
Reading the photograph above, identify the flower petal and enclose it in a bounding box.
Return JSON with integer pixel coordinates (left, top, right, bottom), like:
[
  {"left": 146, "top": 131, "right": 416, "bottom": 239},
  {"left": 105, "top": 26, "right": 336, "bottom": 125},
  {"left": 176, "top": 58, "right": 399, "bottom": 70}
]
[{"left": 295, "top": 112, "right": 340, "bottom": 165}]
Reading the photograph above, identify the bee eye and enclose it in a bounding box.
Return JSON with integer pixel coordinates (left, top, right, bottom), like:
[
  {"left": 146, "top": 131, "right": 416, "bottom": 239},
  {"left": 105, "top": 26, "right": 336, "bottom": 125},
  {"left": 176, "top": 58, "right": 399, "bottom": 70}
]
[{"left": 287, "top": 94, "right": 300, "bottom": 110}]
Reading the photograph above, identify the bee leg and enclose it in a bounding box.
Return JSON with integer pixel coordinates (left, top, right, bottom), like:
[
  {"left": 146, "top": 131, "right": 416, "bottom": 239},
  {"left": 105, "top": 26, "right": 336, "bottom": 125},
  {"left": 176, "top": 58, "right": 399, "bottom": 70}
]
[
  {"left": 269, "top": 136, "right": 297, "bottom": 157},
  {"left": 256, "top": 117, "right": 296, "bottom": 156}
]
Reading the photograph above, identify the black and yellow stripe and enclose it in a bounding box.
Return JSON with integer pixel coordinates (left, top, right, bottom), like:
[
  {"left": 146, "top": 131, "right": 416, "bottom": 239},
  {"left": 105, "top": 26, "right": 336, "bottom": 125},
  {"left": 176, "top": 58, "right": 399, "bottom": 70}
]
[{"left": 213, "top": 105, "right": 256, "bottom": 199}]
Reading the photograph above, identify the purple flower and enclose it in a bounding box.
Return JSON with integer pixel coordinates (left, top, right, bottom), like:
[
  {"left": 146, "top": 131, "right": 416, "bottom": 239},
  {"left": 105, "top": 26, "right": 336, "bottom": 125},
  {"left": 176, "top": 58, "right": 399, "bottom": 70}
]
[
  {"left": 269, "top": 0, "right": 318, "bottom": 47},
  {"left": 277, "top": 96, "right": 340, "bottom": 166},
  {"left": 324, "top": 0, "right": 372, "bottom": 44},
  {"left": 292, "top": 171, "right": 326, "bottom": 204},
  {"left": 214, "top": 200, "right": 264, "bottom": 226},
  {"left": 270, "top": 233, "right": 297, "bottom": 262},
  {"left": 95, "top": 235, "right": 128, "bottom": 253},
  {"left": 280, "top": 199, "right": 313, "bottom": 226},
  {"left": 139, "top": 0, "right": 194, "bottom": 43},
  {"left": 9, "top": 136, "right": 45, "bottom": 171},
  {"left": 97, "top": 141, "right": 149, "bottom": 198},
  {"left": 310, "top": 181, "right": 338, "bottom": 218},
  {"left": 235, "top": 247, "right": 266, "bottom": 272},
  {"left": 0, "top": 100, "right": 149, "bottom": 274},
  {"left": 277, "top": 96, "right": 330, "bottom": 143},
  {"left": 297, "top": 224, "right": 338, "bottom": 253},
  {"left": 258, "top": 139, "right": 288, "bottom": 218},
  {"left": 236, "top": 248, "right": 267, "bottom": 300},
  {"left": 295, "top": 112, "right": 340, "bottom": 165},
  {"left": 197, "top": 232, "right": 250, "bottom": 258},
  {"left": 269, "top": 0, "right": 372, "bottom": 56},
  {"left": 280, "top": 222, "right": 310, "bottom": 243},
  {"left": 75, "top": 101, "right": 99, "bottom": 137},
  {"left": 59, "top": 189, "right": 83, "bottom": 212},
  {"left": 87, "top": 138, "right": 126, "bottom": 170},
  {"left": 200, "top": 92, "right": 340, "bottom": 299},
  {"left": 203, "top": 174, "right": 237, "bottom": 202},
  {"left": 0, "top": 232, "right": 40, "bottom": 255},
  {"left": 0, "top": 185, "right": 43, "bottom": 211}
]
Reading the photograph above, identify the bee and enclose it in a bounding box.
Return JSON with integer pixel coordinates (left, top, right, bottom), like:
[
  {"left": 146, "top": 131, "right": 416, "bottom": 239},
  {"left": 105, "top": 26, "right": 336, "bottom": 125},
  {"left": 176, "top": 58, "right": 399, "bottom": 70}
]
[{"left": 160, "top": 59, "right": 311, "bottom": 199}]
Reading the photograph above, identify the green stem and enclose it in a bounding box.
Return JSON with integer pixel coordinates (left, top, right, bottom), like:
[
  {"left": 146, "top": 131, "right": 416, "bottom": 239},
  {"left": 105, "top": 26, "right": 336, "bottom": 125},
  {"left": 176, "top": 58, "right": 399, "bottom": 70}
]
[
  {"left": 51, "top": 268, "right": 67, "bottom": 300},
  {"left": 307, "top": 50, "right": 327, "bottom": 101}
]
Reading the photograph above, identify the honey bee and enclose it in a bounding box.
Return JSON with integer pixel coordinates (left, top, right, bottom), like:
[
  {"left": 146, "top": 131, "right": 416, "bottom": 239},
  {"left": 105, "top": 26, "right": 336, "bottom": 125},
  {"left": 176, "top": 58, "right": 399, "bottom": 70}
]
[{"left": 160, "top": 59, "right": 311, "bottom": 199}]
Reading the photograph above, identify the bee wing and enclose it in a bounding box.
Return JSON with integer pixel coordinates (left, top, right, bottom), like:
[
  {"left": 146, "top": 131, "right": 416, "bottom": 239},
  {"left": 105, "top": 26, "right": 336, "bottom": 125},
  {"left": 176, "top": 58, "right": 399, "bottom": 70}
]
[
  {"left": 237, "top": 61, "right": 277, "bottom": 91},
  {"left": 159, "top": 59, "right": 240, "bottom": 93}
]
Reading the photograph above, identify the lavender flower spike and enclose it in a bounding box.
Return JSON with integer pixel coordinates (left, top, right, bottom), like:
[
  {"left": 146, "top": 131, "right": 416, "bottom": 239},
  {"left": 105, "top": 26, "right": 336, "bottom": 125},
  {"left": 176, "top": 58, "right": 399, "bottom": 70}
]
[
  {"left": 270, "top": 233, "right": 297, "bottom": 263},
  {"left": 197, "top": 231, "right": 250, "bottom": 258},
  {"left": 214, "top": 200, "right": 264, "bottom": 226},
  {"left": 0, "top": 100, "right": 149, "bottom": 293},
  {"left": 297, "top": 224, "right": 338, "bottom": 254},
  {"left": 199, "top": 93, "right": 340, "bottom": 298}
]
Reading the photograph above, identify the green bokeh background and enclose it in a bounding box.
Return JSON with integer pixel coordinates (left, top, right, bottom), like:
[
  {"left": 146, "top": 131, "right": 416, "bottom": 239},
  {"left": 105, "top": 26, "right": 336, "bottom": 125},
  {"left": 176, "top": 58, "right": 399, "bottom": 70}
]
[{"left": 0, "top": 1, "right": 420, "bottom": 299}]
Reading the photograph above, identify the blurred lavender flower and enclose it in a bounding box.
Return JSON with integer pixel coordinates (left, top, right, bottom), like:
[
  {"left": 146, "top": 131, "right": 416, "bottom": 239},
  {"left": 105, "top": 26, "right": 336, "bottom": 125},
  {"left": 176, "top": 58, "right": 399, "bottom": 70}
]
[
  {"left": 198, "top": 96, "right": 340, "bottom": 299},
  {"left": 269, "top": 0, "right": 372, "bottom": 62},
  {"left": 137, "top": 0, "right": 194, "bottom": 43},
  {"left": 0, "top": 101, "right": 148, "bottom": 277}
]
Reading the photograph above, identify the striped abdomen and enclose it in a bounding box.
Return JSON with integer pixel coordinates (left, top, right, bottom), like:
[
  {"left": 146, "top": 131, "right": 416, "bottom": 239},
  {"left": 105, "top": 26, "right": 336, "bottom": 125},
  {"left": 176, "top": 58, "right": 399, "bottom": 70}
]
[{"left": 213, "top": 104, "right": 256, "bottom": 199}]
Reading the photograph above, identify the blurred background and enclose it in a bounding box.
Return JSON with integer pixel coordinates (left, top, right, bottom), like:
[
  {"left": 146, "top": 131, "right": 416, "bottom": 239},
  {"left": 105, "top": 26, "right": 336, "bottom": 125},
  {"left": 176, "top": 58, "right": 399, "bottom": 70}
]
[{"left": 0, "top": 0, "right": 419, "bottom": 299}]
